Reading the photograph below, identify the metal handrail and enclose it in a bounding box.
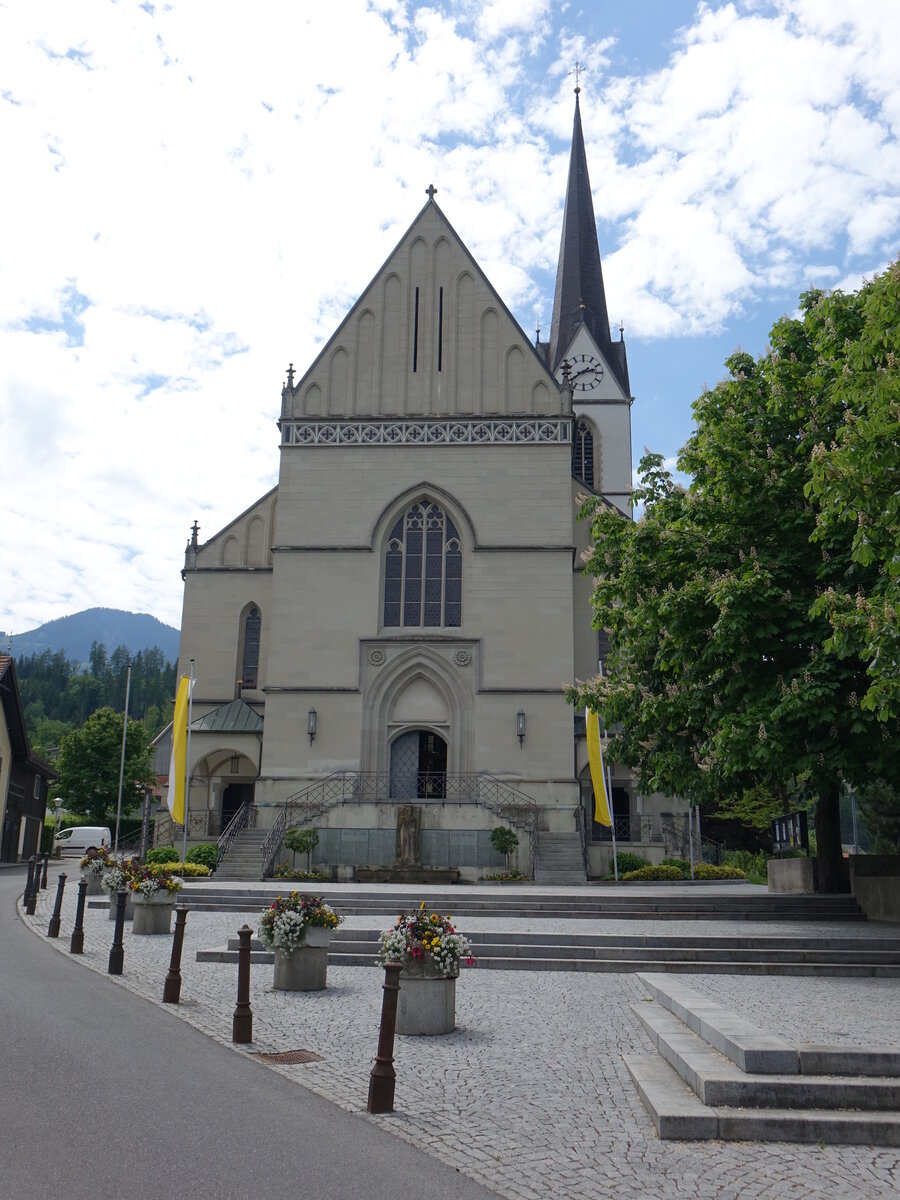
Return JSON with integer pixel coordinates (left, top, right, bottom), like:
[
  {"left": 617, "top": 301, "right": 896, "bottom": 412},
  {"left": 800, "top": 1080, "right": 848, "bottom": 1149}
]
[
  {"left": 216, "top": 802, "right": 254, "bottom": 867},
  {"left": 260, "top": 770, "right": 540, "bottom": 879}
]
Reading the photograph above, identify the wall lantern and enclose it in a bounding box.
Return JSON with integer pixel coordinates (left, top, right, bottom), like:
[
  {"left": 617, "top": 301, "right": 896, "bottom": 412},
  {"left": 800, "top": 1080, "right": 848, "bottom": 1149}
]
[
  {"left": 516, "top": 709, "right": 526, "bottom": 747},
  {"left": 307, "top": 708, "right": 318, "bottom": 744}
]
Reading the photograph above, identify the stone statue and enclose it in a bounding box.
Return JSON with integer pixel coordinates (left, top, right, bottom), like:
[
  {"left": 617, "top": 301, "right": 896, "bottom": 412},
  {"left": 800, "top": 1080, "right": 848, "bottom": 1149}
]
[{"left": 396, "top": 804, "right": 421, "bottom": 866}]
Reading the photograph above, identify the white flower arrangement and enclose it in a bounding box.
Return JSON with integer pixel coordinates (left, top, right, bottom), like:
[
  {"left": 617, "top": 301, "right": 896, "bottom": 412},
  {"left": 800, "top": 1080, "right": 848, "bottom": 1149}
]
[
  {"left": 376, "top": 903, "right": 474, "bottom": 978},
  {"left": 257, "top": 891, "right": 342, "bottom": 953},
  {"left": 101, "top": 867, "right": 128, "bottom": 896}
]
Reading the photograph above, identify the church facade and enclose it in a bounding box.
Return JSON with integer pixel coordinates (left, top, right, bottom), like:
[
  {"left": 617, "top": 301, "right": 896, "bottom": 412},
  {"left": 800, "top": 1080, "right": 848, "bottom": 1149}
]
[{"left": 171, "top": 94, "right": 685, "bottom": 880}]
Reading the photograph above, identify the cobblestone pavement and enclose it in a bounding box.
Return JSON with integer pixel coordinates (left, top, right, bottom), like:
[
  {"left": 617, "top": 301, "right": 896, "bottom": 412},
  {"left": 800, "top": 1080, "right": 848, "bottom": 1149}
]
[{"left": 19, "top": 879, "right": 900, "bottom": 1200}]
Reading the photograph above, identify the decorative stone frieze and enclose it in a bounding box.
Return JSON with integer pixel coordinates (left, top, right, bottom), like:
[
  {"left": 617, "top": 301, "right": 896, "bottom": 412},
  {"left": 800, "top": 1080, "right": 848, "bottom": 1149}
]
[{"left": 281, "top": 418, "right": 571, "bottom": 448}]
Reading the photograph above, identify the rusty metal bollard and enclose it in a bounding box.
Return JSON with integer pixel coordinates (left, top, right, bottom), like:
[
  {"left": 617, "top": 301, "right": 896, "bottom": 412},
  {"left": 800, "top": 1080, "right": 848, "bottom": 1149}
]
[
  {"left": 40, "top": 853, "right": 51, "bottom": 890},
  {"left": 367, "top": 960, "right": 403, "bottom": 1113},
  {"left": 232, "top": 924, "right": 254, "bottom": 1044},
  {"left": 108, "top": 888, "right": 127, "bottom": 974},
  {"left": 24, "top": 856, "right": 38, "bottom": 915},
  {"left": 163, "top": 907, "right": 188, "bottom": 1003},
  {"left": 70, "top": 878, "right": 88, "bottom": 954},
  {"left": 47, "top": 872, "right": 67, "bottom": 937}
]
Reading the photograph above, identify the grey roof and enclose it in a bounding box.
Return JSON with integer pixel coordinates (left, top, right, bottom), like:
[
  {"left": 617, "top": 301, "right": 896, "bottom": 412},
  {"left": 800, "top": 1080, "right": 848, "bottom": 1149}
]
[
  {"left": 548, "top": 93, "right": 628, "bottom": 394},
  {"left": 189, "top": 699, "right": 263, "bottom": 734}
]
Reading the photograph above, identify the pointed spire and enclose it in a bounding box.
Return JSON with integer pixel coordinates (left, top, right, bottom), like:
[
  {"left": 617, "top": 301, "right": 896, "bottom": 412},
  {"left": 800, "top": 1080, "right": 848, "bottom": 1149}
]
[{"left": 548, "top": 90, "right": 622, "bottom": 389}]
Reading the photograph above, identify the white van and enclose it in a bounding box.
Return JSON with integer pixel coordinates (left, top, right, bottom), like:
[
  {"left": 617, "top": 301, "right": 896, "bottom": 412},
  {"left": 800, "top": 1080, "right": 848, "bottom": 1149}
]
[{"left": 54, "top": 826, "right": 112, "bottom": 856}]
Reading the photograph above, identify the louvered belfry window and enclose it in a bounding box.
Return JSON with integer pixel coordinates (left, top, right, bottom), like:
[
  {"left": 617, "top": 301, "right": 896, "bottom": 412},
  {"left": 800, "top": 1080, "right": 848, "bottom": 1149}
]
[
  {"left": 384, "top": 502, "right": 462, "bottom": 627},
  {"left": 572, "top": 420, "right": 594, "bottom": 485}
]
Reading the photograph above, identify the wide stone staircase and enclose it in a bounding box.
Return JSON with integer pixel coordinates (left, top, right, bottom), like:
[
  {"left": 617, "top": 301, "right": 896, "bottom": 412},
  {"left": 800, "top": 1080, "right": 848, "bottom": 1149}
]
[
  {"left": 625, "top": 972, "right": 900, "bottom": 1144},
  {"left": 184, "top": 885, "right": 900, "bottom": 977},
  {"left": 533, "top": 832, "right": 586, "bottom": 884},
  {"left": 212, "top": 828, "right": 269, "bottom": 881}
]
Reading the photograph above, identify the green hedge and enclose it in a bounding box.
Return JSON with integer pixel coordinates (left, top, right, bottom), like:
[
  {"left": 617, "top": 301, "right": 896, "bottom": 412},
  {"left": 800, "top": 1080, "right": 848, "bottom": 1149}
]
[
  {"left": 146, "top": 846, "right": 180, "bottom": 864},
  {"left": 185, "top": 843, "right": 218, "bottom": 871},
  {"left": 621, "top": 865, "right": 685, "bottom": 882},
  {"left": 614, "top": 851, "right": 647, "bottom": 875},
  {"left": 693, "top": 863, "right": 746, "bottom": 880}
]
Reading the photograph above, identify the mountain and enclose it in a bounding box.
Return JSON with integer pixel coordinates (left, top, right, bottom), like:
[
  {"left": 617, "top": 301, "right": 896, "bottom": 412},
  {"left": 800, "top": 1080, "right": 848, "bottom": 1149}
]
[{"left": 1, "top": 608, "right": 180, "bottom": 666}]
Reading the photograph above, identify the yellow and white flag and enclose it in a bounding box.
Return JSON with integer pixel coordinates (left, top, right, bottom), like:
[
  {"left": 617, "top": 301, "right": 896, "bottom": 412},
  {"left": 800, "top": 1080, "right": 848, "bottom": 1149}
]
[
  {"left": 586, "top": 709, "right": 612, "bottom": 827},
  {"left": 165, "top": 675, "right": 193, "bottom": 825}
]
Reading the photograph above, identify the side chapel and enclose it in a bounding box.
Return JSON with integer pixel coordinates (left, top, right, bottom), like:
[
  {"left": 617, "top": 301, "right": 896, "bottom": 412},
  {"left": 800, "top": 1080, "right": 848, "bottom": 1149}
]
[{"left": 170, "top": 91, "right": 686, "bottom": 880}]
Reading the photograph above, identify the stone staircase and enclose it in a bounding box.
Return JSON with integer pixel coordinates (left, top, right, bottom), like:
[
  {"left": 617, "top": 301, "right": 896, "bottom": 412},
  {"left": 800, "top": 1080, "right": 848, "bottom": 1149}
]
[
  {"left": 181, "top": 884, "right": 867, "bottom": 923},
  {"left": 533, "top": 832, "right": 586, "bottom": 884},
  {"left": 213, "top": 828, "right": 269, "bottom": 881},
  {"left": 196, "top": 927, "right": 900, "bottom": 977},
  {"left": 625, "top": 973, "right": 900, "bottom": 1144}
]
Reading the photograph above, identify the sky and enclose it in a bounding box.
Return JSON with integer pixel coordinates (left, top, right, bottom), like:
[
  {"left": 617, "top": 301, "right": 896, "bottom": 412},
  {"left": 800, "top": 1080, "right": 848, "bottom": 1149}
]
[{"left": 2, "top": 0, "right": 898, "bottom": 637}]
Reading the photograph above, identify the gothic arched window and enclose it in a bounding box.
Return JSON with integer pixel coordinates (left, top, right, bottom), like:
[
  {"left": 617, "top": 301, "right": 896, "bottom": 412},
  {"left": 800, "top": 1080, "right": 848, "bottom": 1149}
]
[
  {"left": 572, "top": 420, "right": 594, "bottom": 486},
  {"left": 240, "top": 606, "right": 261, "bottom": 688},
  {"left": 383, "top": 502, "right": 462, "bottom": 628}
]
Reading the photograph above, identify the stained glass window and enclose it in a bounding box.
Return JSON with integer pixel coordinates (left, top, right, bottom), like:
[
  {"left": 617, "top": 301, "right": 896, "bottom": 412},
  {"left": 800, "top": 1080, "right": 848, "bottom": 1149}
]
[{"left": 383, "top": 502, "right": 461, "bottom": 627}]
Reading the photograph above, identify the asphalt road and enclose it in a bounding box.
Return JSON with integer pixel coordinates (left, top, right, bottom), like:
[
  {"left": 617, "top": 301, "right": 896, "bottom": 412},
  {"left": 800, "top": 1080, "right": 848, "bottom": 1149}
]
[{"left": 0, "top": 869, "right": 498, "bottom": 1200}]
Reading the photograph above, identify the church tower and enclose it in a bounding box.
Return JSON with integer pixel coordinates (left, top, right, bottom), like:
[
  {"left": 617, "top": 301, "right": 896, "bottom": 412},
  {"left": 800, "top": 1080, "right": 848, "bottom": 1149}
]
[{"left": 540, "top": 86, "right": 633, "bottom": 516}]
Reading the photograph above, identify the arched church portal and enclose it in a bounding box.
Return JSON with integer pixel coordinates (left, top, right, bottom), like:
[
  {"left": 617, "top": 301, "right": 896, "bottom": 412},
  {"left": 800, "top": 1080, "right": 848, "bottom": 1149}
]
[{"left": 389, "top": 729, "right": 448, "bottom": 800}]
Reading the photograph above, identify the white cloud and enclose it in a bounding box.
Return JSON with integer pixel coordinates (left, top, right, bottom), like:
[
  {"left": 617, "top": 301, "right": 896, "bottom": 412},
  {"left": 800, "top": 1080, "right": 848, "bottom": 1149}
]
[{"left": 1, "top": 0, "right": 898, "bottom": 633}]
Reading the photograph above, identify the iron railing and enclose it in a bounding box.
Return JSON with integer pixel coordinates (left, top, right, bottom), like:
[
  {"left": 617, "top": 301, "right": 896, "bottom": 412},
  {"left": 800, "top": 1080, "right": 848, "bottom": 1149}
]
[
  {"left": 260, "top": 771, "right": 540, "bottom": 879},
  {"left": 216, "top": 802, "right": 255, "bottom": 867},
  {"left": 153, "top": 810, "right": 211, "bottom": 848},
  {"left": 659, "top": 814, "right": 722, "bottom": 864}
]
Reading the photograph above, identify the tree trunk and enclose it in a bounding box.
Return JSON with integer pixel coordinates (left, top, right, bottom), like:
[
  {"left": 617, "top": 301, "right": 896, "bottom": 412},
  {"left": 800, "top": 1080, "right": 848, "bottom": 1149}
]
[{"left": 814, "top": 776, "right": 847, "bottom": 894}]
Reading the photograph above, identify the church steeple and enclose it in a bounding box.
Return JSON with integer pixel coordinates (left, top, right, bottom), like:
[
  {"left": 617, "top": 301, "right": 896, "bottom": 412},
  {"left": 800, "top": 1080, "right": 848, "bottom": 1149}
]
[{"left": 548, "top": 88, "right": 625, "bottom": 391}]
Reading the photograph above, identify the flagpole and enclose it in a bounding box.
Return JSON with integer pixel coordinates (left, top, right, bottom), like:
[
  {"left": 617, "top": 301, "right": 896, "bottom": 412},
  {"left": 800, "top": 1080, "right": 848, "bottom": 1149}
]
[
  {"left": 114, "top": 664, "right": 132, "bottom": 855},
  {"left": 607, "top": 762, "right": 618, "bottom": 882},
  {"left": 181, "top": 659, "right": 194, "bottom": 865},
  {"left": 688, "top": 805, "right": 695, "bottom": 880}
]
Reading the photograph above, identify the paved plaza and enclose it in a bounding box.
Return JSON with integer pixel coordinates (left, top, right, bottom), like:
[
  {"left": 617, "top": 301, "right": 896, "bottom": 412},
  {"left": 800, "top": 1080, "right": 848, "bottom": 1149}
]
[{"left": 19, "top": 877, "right": 900, "bottom": 1200}]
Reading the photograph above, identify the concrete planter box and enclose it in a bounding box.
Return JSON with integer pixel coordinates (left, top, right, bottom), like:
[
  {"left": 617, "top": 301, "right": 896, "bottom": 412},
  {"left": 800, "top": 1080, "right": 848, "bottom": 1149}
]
[
  {"left": 304, "top": 926, "right": 334, "bottom": 948},
  {"left": 106, "top": 892, "right": 135, "bottom": 921},
  {"left": 768, "top": 857, "right": 815, "bottom": 894},
  {"left": 397, "top": 959, "right": 457, "bottom": 1036},
  {"left": 131, "top": 891, "right": 176, "bottom": 935},
  {"left": 850, "top": 856, "right": 900, "bottom": 922},
  {"left": 81, "top": 871, "right": 105, "bottom": 896},
  {"left": 273, "top": 942, "right": 329, "bottom": 991}
]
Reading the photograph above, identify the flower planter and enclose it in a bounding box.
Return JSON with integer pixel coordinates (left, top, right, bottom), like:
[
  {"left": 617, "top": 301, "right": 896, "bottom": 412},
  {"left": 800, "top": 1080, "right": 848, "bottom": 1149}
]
[
  {"left": 303, "top": 926, "right": 334, "bottom": 948},
  {"left": 82, "top": 871, "right": 105, "bottom": 897},
  {"left": 107, "top": 892, "right": 134, "bottom": 921},
  {"left": 273, "top": 943, "right": 329, "bottom": 991},
  {"left": 131, "top": 891, "right": 176, "bottom": 935},
  {"left": 396, "top": 958, "right": 457, "bottom": 1036}
]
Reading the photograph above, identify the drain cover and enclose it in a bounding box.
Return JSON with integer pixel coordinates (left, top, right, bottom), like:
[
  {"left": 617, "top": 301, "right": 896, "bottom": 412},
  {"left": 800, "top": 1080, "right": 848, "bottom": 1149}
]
[{"left": 254, "top": 1049, "right": 324, "bottom": 1065}]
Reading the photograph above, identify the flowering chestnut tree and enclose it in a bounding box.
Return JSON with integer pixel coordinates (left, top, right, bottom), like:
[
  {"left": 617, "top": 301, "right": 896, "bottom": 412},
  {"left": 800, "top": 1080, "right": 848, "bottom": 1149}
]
[{"left": 568, "top": 265, "right": 900, "bottom": 892}]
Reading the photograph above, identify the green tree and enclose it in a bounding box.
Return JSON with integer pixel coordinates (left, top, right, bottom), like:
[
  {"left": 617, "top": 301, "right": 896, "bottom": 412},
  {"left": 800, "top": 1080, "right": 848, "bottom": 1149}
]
[
  {"left": 806, "top": 261, "right": 900, "bottom": 720},
  {"left": 489, "top": 826, "right": 519, "bottom": 871},
  {"left": 568, "top": 270, "right": 900, "bottom": 893},
  {"left": 284, "top": 827, "right": 319, "bottom": 872},
  {"left": 55, "top": 707, "right": 155, "bottom": 825}
]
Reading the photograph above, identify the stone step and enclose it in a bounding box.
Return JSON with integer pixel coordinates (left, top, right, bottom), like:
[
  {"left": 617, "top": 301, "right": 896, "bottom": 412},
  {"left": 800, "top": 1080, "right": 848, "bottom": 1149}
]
[
  {"left": 633, "top": 1002, "right": 900, "bottom": 1108},
  {"left": 624, "top": 1054, "right": 900, "bottom": 1145}
]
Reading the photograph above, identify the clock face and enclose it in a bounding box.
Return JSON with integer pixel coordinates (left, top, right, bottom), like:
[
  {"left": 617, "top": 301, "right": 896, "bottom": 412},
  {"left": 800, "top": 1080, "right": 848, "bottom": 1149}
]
[{"left": 570, "top": 353, "right": 604, "bottom": 391}]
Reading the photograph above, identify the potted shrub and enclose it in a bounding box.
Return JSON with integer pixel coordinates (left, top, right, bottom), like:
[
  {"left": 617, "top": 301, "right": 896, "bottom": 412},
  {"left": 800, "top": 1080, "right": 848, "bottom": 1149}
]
[
  {"left": 257, "top": 892, "right": 342, "bottom": 991},
  {"left": 377, "top": 902, "right": 474, "bottom": 1036},
  {"left": 128, "top": 865, "right": 184, "bottom": 935}
]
